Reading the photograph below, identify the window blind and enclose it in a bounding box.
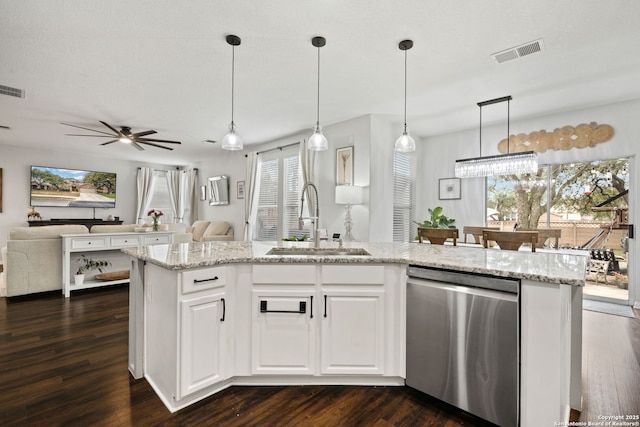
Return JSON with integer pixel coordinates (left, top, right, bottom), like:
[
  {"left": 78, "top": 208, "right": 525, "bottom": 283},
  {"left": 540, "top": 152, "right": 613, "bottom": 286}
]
[
  {"left": 254, "top": 145, "right": 310, "bottom": 240},
  {"left": 393, "top": 151, "right": 416, "bottom": 242}
]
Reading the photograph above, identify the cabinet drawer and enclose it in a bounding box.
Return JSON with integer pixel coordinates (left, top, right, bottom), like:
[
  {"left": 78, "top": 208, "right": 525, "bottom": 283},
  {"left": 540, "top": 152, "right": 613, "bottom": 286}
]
[
  {"left": 71, "top": 237, "right": 108, "bottom": 250},
  {"left": 321, "top": 265, "right": 385, "bottom": 285},
  {"left": 252, "top": 264, "right": 316, "bottom": 284},
  {"left": 182, "top": 266, "right": 226, "bottom": 294},
  {"left": 143, "top": 234, "right": 171, "bottom": 245},
  {"left": 110, "top": 236, "right": 142, "bottom": 247}
]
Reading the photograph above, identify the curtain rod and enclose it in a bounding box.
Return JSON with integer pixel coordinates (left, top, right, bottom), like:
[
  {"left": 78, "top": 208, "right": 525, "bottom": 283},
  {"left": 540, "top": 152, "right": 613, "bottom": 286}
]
[
  {"left": 255, "top": 141, "right": 300, "bottom": 156},
  {"left": 137, "top": 167, "right": 198, "bottom": 172}
]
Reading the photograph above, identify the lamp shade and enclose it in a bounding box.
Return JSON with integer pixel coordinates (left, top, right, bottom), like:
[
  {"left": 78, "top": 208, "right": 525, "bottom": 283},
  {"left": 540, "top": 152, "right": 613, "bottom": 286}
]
[{"left": 335, "top": 185, "right": 363, "bottom": 205}]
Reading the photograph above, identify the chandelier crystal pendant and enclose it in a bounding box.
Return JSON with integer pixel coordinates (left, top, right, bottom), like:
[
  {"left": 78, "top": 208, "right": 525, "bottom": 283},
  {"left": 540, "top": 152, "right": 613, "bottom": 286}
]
[
  {"left": 222, "top": 34, "right": 243, "bottom": 151},
  {"left": 308, "top": 36, "right": 328, "bottom": 151},
  {"left": 455, "top": 96, "right": 538, "bottom": 178},
  {"left": 394, "top": 39, "right": 415, "bottom": 152}
]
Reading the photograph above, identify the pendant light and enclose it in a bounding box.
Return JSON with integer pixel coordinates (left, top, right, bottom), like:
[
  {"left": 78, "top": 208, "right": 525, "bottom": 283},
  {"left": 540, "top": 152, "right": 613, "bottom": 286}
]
[
  {"left": 222, "top": 34, "right": 243, "bottom": 151},
  {"left": 308, "top": 36, "right": 328, "bottom": 151},
  {"left": 454, "top": 96, "right": 538, "bottom": 178},
  {"left": 394, "top": 39, "right": 415, "bottom": 152}
]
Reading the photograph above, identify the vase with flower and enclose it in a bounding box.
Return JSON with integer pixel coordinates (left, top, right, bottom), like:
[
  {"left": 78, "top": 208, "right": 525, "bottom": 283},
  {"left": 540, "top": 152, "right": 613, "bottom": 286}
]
[{"left": 148, "top": 209, "right": 164, "bottom": 231}]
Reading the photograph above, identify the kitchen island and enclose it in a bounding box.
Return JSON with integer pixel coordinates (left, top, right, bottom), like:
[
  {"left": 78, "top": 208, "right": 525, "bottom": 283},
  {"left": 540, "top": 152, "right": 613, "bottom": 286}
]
[{"left": 124, "top": 241, "right": 586, "bottom": 426}]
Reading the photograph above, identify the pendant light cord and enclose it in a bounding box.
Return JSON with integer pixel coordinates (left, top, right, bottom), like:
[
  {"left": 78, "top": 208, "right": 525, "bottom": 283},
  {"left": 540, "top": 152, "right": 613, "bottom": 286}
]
[
  {"left": 316, "top": 44, "right": 321, "bottom": 127},
  {"left": 230, "top": 44, "right": 235, "bottom": 126},
  {"left": 506, "top": 98, "right": 510, "bottom": 155},
  {"left": 479, "top": 104, "right": 482, "bottom": 157},
  {"left": 403, "top": 48, "right": 408, "bottom": 132}
]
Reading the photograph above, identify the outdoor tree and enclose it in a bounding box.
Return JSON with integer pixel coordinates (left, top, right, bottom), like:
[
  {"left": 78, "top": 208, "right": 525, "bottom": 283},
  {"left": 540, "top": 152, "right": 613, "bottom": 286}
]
[{"left": 488, "top": 159, "right": 628, "bottom": 229}]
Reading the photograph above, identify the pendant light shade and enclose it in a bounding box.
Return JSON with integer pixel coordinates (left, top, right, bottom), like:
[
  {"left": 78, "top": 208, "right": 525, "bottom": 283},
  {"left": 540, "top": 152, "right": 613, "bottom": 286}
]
[
  {"left": 395, "top": 39, "right": 415, "bottom": 152},
  {"left": 454, "top": 96, "right": 538, "bottom": 178},
  {"left": 222, "top": 34, "right": 243, "bottom": 151},
  {"left": 308, "top": 36, "right": 328, "bottom": 151}
]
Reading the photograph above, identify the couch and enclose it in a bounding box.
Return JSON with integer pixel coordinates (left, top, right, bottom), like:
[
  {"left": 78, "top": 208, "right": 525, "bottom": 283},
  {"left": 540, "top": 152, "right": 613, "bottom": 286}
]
[
  {"left": 3, "top": 224, "right": 90, "bottom": 297},
  {"left": 2, "top": 223, "right": 194, "bottom": 297},
  {"left": 187, "top": 220, "right": 234, "bottom": 242}
]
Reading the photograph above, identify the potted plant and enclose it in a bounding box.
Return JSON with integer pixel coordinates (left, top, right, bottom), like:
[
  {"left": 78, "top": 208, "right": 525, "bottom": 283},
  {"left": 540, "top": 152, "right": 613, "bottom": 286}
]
[
  {"left": 75, "top": 255, "right": 111, "bottom": 286},
  {"left": 613, "top": 272, "right": 629, "bottom": 290},
  {"left": 413, "top": 206, "right": 458, "bottom": 245}
]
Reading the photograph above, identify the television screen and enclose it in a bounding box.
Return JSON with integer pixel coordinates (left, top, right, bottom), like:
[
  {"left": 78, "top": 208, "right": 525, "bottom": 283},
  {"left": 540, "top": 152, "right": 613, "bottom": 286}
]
[{"left": 30, "top": 166, "right": 117, "bottom": 208}]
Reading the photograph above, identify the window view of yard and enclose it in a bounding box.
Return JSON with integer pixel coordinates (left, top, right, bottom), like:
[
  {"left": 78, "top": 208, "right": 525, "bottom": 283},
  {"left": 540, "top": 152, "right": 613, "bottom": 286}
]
[{"left": 487, "top": 158, "right": 630, "bottom": 301}]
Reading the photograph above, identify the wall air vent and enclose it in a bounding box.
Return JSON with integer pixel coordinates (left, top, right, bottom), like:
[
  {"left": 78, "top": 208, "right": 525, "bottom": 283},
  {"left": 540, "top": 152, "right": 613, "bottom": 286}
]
[
  {"left": 491, "top": 39, "right": 544, "bottom": 64},
  {"left": 0, "top": 84, "right": 25, "bottom": 98}
]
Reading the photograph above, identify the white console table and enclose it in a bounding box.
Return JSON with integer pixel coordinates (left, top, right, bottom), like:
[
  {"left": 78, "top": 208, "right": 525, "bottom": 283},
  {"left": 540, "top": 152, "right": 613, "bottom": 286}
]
[{"left": 61, "top": 231, "right": 174, "bottom": 297}]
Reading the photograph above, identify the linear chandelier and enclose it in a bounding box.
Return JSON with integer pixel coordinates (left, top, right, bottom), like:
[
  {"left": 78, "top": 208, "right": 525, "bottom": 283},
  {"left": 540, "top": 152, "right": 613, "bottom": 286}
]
[{"left": 455, "top": 96, "right": 538, "bottom": 178}]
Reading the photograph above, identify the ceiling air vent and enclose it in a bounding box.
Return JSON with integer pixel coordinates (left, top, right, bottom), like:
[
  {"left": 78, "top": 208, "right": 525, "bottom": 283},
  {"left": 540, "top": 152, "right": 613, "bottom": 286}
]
[
  {"left": 491, "top": 39, "right": 544, "bottom": 64},
  {"left": 0, "top": 84, "right": 25, "bottom": 98}
]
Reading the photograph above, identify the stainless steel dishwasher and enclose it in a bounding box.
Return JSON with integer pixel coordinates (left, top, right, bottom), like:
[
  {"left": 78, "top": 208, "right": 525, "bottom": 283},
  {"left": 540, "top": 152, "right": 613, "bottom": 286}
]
[{"left": 406, "top": 266, "right": 519, "bottom": 426}]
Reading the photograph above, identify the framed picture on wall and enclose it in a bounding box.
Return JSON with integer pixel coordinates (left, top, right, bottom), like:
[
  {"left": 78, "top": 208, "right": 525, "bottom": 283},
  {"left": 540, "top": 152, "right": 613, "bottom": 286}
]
[
  {"left": 439, "top": 177, "right": 461, "bottom": 200},
  {"left": 336, "top": 146, "right": 354, "bottom": 185},
  {"left": 237, "top": 181, "right": 245, "bottom": 199}
]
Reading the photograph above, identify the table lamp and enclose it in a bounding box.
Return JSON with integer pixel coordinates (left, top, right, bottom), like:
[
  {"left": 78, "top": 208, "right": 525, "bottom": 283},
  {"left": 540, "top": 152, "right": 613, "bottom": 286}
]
[{"left": 335, "top": 185, "right": 363, "bottom": 241}]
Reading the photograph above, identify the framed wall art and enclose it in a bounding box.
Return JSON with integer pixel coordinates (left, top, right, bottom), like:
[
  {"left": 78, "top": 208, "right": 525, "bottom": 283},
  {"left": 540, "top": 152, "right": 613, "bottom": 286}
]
[
  {"left": 237, "top": 180, "right": 245, "bottom": 199},
  {"left": 439, "top": 177, "right": 461, "bottom": 200},
  {"left": 336, "top": 146, "right": 353, "bottom": 185}
]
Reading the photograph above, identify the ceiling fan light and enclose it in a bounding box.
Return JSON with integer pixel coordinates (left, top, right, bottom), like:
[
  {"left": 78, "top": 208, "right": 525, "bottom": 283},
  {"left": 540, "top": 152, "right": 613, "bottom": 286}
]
[
  {"left": 119, "top": 136, "right": 132, "bottom": 143},
  {"left": 394, "top": 130, "right": 416, "bottom": 152},
  {"left": 308, "top": 124, "right": 328, "bottom": 151},
  {"left": 221, "top": 122, "right": 243, "bottom": 150}
]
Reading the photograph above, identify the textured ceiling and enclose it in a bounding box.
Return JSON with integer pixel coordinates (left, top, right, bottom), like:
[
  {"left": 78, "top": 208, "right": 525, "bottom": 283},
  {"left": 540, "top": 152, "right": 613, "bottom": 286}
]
[{"left": 1, "top": 0, "right": 639, "bottom": 165}]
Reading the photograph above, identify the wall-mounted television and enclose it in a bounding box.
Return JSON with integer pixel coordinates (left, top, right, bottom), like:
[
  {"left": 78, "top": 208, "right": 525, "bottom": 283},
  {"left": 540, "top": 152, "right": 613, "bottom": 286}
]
[{"left": 30, "top": 166, "right": 117, "bottom": 208}]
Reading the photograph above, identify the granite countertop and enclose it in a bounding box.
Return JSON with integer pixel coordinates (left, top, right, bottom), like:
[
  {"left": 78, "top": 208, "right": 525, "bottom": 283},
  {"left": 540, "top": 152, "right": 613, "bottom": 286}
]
[{"left": 122, "top": 241, "right": 587, "bottom": 286}]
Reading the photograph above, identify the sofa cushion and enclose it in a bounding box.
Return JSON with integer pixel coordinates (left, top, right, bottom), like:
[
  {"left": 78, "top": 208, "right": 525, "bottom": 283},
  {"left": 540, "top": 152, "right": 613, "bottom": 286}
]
[
  {"left": 190, "top": 221, "right": 210, "bottom": 242},
  {"left": 90, "top": 224, "right": 138, "bottom": 233},
  {"left": 9, "top": 225, "right": 89, "bottom": 240},
  {"left": 204, "top": 221, "right": 230, "bottom": 237}
]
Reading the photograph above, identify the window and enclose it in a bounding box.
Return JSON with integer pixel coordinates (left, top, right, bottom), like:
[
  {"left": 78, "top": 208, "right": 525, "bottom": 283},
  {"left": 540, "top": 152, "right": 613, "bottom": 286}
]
[
  {"left": 393, "top": 151, "right": 417, "bottom": 242},
  {"left": 253, "top": 145, "right": 310, "bottom": 240},
  {"left": 146, "top": 171, "right": 174, "bottom": 223}
]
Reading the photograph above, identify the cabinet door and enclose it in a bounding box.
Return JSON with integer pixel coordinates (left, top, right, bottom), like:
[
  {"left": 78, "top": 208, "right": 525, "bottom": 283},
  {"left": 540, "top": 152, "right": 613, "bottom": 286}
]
[
  {"left": 251, "top": 290, "right": 316, "bottom": 375},
  {"left": 321, "top": 289, "right": 385, "bottom": 375},
  {"left": 179, "top": 291, "right": 227, "bottom": 399}
]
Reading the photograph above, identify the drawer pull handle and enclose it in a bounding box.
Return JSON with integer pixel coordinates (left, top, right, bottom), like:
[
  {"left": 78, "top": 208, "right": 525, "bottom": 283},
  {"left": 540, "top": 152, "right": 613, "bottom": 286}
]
[
  {"left": 260, "top": 300, "right": 306, "bottom": 314},
  {"left": 193, "top": 276, "right": 219, "bottom": 284},
  {"left": 310, "top": 296, "right": 313, "bottom": 319},
  {"left": 220, "top": 298, "right": 226, "bottom": 322},
  {"left": 323, "top": 295, "right": 327, "bottom": 318}
]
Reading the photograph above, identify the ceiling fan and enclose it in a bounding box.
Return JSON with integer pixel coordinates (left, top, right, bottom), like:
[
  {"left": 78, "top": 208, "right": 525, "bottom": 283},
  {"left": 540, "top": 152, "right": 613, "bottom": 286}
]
[{"left": 61, "top": 121, "right": 182, "bottom": 151}]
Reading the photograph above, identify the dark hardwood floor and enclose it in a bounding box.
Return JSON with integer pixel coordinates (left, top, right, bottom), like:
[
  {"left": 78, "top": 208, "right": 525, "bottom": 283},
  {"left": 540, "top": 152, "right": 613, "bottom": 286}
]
[{"left": 0, "top": 286, "right": 638, "bottom": 426}]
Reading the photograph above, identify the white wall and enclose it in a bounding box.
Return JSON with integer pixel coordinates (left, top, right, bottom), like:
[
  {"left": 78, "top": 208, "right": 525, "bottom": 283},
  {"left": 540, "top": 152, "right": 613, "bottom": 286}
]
[{"left": 0, "top": 144, "right": 187, "bottom": 252}]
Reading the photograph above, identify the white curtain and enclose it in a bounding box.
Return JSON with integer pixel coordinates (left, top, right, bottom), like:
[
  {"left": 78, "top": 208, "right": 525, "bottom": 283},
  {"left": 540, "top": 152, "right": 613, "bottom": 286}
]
[
  {"left": 186, "top": 169, "right": 198, "bottom": 224},
  {"left": 136, "top": 167, "right": 157, "bottom": 224},
  {"left": 166, "top": 169, "right": 198, "bottom": 224},
  {"left": 299, "top": 139, "right": 316, "bottom": 216},
  {"left": 244, "top": 151, "right": 259, "bottom": 241},
  {"left": 166, "top": 170, "right": 183, "bottom": 222}
]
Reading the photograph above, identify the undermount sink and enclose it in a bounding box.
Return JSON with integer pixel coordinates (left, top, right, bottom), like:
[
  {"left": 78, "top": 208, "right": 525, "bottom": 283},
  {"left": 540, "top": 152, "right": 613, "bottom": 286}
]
[{"left": 266, "top": 247, "right": 371, "bottom": 256}]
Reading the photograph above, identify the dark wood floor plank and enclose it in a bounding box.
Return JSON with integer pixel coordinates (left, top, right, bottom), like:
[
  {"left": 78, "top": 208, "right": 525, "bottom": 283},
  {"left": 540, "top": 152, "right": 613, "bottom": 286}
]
[{"left": 1, "top": 286, "right": 638, "bottom": 426}]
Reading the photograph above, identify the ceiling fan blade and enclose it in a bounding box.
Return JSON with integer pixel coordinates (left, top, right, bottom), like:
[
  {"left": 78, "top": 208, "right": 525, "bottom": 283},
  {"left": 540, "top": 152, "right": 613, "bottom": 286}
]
[
  {"left": 100, "top": 139, "right": 120, "bottom": 146},
  {"left": 137, "top": 137, "right": 182, "bottom": 144},
  {"left": 61, "top": 122, "right": 114, "bottom": 136},
  {"left": 132, "top": 130, "right": 157, "bottom": 138},
  {"left": 99, "top": 120, "right": 122, "bottom": 135},
  {"left": 65, "top": 133, "right": 117, "bottom": 137},
  {"left": 131, "top": 141, "right": 145, "bottom": 151},
  {"left": 137, "top": 141, "right": 175, "bottom": 150}
]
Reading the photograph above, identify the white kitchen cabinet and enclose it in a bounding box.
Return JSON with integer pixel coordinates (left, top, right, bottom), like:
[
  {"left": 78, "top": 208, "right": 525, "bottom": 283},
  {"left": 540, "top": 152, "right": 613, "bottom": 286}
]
[
  {"left": 179, "top": 290, "right": 227, "bottom": 398},
  {"left": 320, "top": 289, "right": 385, "bottom": 375},
  {"left": 251, "top": 290, "right": 316, "bottom": 374}
]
